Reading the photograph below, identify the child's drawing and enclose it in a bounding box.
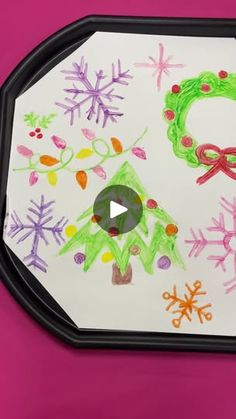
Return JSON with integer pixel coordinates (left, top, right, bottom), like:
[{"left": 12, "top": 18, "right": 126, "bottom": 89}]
[
  {"left": 55, "top": 57, "right": 132, "bottom": 127},
  {"left": 164, "top": 70, "right": 236, "bottom": 185},
  {"left": 134, "top": 43, "right": 184, "bottom": 91},
  {"left": 6, "top": 32, "right": 236, "bottom": 334},
  {"left": 24, "top": 112, "right": 56, "bottom": 139},
  {"left": 186, "top": 197, "right": 236, "bottom": 294},
  {"left": 14, "top": 128, "right": 147, "bottom": 188},
  {"left": 7, "top": 195, "right": 68, "bottom": 273},
  {"left": 59, "top": 161, "right": 184, "bottom": 285},
  {"left": 163, "top": 281, "right": 212, "bottom": 328}
]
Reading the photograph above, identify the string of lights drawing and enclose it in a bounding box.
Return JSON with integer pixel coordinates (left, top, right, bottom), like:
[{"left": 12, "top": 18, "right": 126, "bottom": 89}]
[{"left": 14, "top": 127, "right": 148, "bottom": 189}]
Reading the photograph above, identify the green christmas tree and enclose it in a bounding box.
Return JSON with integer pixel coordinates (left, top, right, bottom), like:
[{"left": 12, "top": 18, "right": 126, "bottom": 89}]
[{"left": 60, "top": 161, "right": 184, "bottom": 284}]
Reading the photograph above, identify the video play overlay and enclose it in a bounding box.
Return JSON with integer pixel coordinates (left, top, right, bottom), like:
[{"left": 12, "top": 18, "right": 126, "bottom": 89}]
[{"left": 93, "top": 185, "right": 143, "bottom": 235}]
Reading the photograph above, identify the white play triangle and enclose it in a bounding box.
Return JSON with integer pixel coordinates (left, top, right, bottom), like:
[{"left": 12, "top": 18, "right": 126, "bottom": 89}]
[{"left": 110, "top": 200, "right": 128, "bottom": 219}]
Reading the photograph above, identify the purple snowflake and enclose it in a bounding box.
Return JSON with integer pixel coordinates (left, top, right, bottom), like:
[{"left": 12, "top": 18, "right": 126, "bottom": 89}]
[
  {"left": 7, "top": 196, "right": 68, "bottom": 273},
  {"left": 134, "top": 43, "right": 184, "bottom": 91},
  {"left": 186, "top": 197, "right": 236, "bottom": 294},
  {"left": 55, "top": 57, "right": 132, "bottom": 127}
]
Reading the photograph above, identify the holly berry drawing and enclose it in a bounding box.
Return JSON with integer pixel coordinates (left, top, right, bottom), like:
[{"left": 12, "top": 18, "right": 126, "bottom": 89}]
[
  {"left": 24, "top": 112, "right": 56, "bottom": 139},
  {"left": 29, "top": 127, "right": 43, "bottom": 139},
  {"left": 164, "top": 70, "right": 236, "bottom": 185},
  {"left": 14, "top": 128, "right": 148, "bottom": 189}
]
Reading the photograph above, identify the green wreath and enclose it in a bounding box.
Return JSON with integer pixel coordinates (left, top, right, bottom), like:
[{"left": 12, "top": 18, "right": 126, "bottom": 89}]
[{"left": 164, "top": 70, "right": 236, "bottom": 185}]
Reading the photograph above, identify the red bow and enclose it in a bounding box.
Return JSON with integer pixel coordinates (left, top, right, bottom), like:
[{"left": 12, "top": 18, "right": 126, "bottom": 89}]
[{"left": 196, "top": 144, "right": 236, "bottom": 185}]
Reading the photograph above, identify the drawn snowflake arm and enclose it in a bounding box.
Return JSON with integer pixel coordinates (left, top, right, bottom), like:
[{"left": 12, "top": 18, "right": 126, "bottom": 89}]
[
  {"left": 44, "top": 217, "right": 68, "bottom": 245},
  {"left": 172, "top": 308, "right": 191, "bottom": 328},
  {"left": 163, "top": 286, "right": 183, "bottom": 311},
  {"left": 40, "top": 216, "right": 54, "bottom": 227},
  {"left": 98, "top": 104, "right": 123, "bottom": 128},
  {"left": 207, "top": 213, "right": 226, "bottom": 233},
  {"left": 194, "top": 304, "right": 212, "bottom": 324},
  {"left": 134, "top": 62, "right": 154, "bottom": 68},
  {"left": 38, "top": 229, "right": 49, "bottom": 246},
  {"left": 158, "top": 43, "right": 164, "bottom": 63},
  {"left": 110, "top": 59, "right": 132, "bottom": 85},
  {"left": 27, "top": 207, "right": 41, "bottom": 218},
  {"left": 16, "top": 229, "right": 34, "bottom": 243},
  {"left": 24, "top": 252, "right": 48, "bottom": 273},
  {"left": 220, "top": 197, "right": 236, "bottom": 214},
  {"left": 185, "top": 281, "right": 206, "bottom": 297},
  {"left": 56, "top": 97, "right": 92, "bottom": 126},
  {"left": 207, "top": 250, "right": 230, "bottom": 272},
  {"left": 221, "top": 197, "right": 236, "bottom": 231},
  {"left": 224, "top": 256, "right": 236, "bottom": 294},
  {"left": 64, "top": 84, "right": 87, "bottom": 99},
  {"left": 8, "top": 212, "right": 33, "bottom": 240},
  {"left": 185, "top": 228, "right": 224, "bottom": 258},
  {"left": 30, "top": 197, "right": 54, "bottom": 212},
  {"left": 63, "top": 59, "right": 87, "bottom": 81},
  {"left": 7, "top": 212, "right": 23, "bottom": 237},
  {"left": 156, "top": 71, "right": 163, "bottom": 91},
  {"left": 185, "top": 229, "right": 207, "bottom": 257},
  {"left": 99, "top": 89, "right": 124, "bottom": 101}
]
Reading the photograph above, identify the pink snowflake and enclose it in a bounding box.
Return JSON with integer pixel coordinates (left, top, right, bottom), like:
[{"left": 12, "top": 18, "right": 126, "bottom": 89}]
[
  {"left": 186, "top": 197, "right": 236, "bottom": 294},
  {"left": 134, "top": 43, "right": 184, "bottom": 91}
]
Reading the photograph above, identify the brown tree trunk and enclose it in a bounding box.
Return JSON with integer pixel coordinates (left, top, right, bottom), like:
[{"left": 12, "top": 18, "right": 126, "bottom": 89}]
[{"left": 112, "top": 263, "right": 132, "bottom": 285}]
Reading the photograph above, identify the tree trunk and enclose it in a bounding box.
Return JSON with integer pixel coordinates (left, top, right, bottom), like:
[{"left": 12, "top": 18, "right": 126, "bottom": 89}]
[{"left": 112, "top": 263, "right": 132, "bottom": 285}]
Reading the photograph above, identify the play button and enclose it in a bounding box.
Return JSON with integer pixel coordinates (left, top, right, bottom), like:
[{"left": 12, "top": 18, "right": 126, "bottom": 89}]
[
  {"left": 110, "top": 201, "right": 128, "bottom": 219},
  {"left": 93, "top": 185, "right": 143, "bottom": 235}
]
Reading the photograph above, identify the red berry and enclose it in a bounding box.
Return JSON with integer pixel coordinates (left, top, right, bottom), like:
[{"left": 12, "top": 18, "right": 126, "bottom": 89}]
[
  {"left": 147, "top": 199, "right": 158, "bottom": 209},
  {"left": 218, "top": 70, "right": 228, "bottom": 79},
  {"left": 91, "top": 214, "right": 101, "bottom": 223},
  {"left": 201, "top": 84, "right": 211, "bottom": 93},
  {"left": 29, "top": 131, "right": 35, "bottom": 137},
  {"left": 36, "top": 133, "right": 43, "bottom": 139},
  {"left": 108, "top": 227, "right": 119, "bottom": 237},
  {"left": 35, "top": 128, "right": 41, "bottom": 133},
  {"left": 181, "top": 136, "right": 193, "bottom": 148},
  {"left": 164, "top": 109, "right": 175, "bottom": 121},
  {"left": 172, "top": 84, "right": 181, "bottom": 94}
]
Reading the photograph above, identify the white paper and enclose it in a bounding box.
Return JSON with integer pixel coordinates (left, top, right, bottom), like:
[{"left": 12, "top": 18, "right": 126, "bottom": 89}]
[{"left": 4, "top": 31, "right": 236, "bottom": 336}]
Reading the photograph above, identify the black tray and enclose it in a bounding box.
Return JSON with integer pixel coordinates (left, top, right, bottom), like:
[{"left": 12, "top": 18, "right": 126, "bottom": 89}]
[{"left": 1, "top": 15, "right": 236, "bottom": 351}]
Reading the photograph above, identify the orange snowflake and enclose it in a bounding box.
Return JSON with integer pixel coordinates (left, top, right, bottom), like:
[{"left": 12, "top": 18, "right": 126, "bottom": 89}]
[{"left": 163, "top": 281, "right": 212, "bottom": 328}]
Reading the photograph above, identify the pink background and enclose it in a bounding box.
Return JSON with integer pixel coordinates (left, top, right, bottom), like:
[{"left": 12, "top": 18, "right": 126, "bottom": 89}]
[{"left": 1, "top": 1, "right": 236, "bottom": 418}]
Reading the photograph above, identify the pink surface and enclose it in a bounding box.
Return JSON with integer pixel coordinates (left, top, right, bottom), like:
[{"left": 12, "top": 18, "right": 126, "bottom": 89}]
[{"left": 1, "top": 1, "right": 236, "bottom": 418}]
